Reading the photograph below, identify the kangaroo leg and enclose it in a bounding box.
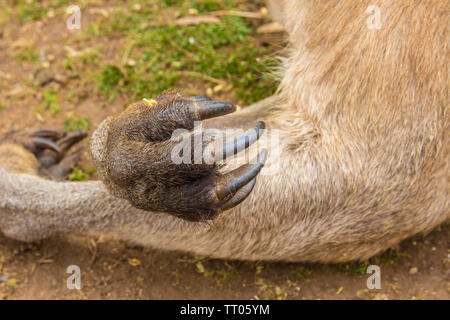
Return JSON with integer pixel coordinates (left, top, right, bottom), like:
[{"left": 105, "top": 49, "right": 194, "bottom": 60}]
[
  {"left": 0, "top": 128, "right": 87, "bottom": 241},
  {"left": 0, "top": 143, "right": 39, "bottom": 175}
]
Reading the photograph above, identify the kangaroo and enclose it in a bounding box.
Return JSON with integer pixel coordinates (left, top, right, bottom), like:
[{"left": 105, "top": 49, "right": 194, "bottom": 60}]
[{"left": 0, "top": 0, "right": 448, "bottom": 262}]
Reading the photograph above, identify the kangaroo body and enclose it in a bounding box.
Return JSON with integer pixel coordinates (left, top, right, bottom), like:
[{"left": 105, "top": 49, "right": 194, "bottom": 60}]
[{"left": 0, "top": 0, "right": 448, "bottom": 262}]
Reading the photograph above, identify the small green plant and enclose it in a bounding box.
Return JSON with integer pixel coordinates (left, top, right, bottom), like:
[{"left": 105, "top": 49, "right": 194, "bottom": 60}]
[
  {"left": 97, "top": 65, "right": 124, "bottom": 100},
  {"left": 290, "top": 266, "right": 313, "bottom": 280},
  {"left": 66, "top": 90, "right": 75, "bottom": 102},
  {"left": 0, "top": 3, "right": 11, "bottom": 27},
  {"left": 68, "top": 167, "right": 89, "bottom": 181},
  {"left": 255, "top": 278, "right": 287, "bottom": 300},
  {"left": 189, "top": 0, "right": 223, "bottom": 13},
  {"left": 50, "top": 0, "right": 72, "bottom": 7},
  {"left": 13, "top": 46, "right": 39, "bottom": 63},
  {"left": 17, "top": 1, "right": 48, "bottom": 22},
  {"left": 195, "top": 261, "right": 240, "bottom": 284},
  {"left": 335, "top": 261, "right": 370, "bottom": 275},
  {"left": 2, "top": 277, "right": 19, "bottom": 292},
  {"left": 78, "top": 48, "right": 102, "bottom": 65},
  {"left": 64, "top": 113, "right": 90, "bottom": 132},
  {"left": 38, "top": 89, "right": 60, "bottom": 115},
  {"left": 62, "top": 57, "right": 73, "bottom": 69},
  {"left": 215, "top": 269, "right": 239, "bottom": 283}
]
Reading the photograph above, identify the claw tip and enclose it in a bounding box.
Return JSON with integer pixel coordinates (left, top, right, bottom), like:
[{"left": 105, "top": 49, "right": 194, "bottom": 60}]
[{"left": 258, "top": 148, "right": 268, "bottom": 165}]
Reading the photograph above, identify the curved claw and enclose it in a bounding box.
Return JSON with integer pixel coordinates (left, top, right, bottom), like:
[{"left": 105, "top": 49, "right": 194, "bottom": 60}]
[
  {"left": 39, "top": 130, "right": 88, "bottom": 166},
  {"left": 57, "top": 131, "right": 88, "bottom": 153},
  {"left": 27, "top": 128, "right": 66, "bottom": 140},
  {"left": 20, "top": 128, "right": 86, "bottom": 157},
  {"left": 219, "top": 178, "right": 256, "bottom": 212},
  {"left": 216, "top": 149, "right": 267, "bottom": 200},
  {"left": 197, "top": 100, "right": 236, "bottom": 120},
  {"left": 216, "top": 121, "right": 265, "bottom": 161},
  {"left": 31, "top": 137, "right": 62, "bottom": 154}
]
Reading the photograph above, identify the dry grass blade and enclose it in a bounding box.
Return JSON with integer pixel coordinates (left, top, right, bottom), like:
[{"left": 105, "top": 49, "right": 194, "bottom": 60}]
[
  {"left": 174, "top": 15, "right": 221, "bottom": 26},
  {"left": 210, "top": 10, "right": 265, "bottom": 19}
]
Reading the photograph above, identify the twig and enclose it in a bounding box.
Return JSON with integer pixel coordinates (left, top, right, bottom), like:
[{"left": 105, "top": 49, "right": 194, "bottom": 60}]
[
  {"left": 174, "top": 16, "right": 221, "bottom": 26},
  {"left": 210, "top": 10, "right": 265, "bottom": 19}
]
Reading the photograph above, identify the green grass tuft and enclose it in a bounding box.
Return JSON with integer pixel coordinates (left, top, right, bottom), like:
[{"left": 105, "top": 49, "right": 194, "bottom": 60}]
[
  {"left": 64, "top": 113, "right": 91, "bottom": 132},
  {"left": 38, "top": 89, "right": 60, "bottom": 115},
  {"left": 97, "top": 65, "right": 124, "bottom": 100},
  {"left": 68, "top": 167, "right": 90, "bottom": 181},
  {"left": 90, "top": 1, "right": 278, "bottom": 104},
  {"left": 17, "top": 1, "right": 48, "bottom": 22}
]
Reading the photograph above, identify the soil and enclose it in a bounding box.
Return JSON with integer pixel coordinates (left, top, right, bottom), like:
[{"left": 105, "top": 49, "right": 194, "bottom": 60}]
[
  {"left": 0, "top": 3, "right": 448, "bottom": 300},
  {"left": 0, "top": 229, "right": 448, "bottom": 300}
]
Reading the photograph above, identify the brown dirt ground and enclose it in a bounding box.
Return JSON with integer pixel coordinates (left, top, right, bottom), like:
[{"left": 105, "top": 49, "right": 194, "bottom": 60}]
[{"left": 0, "top": 3, "right": 449, "bottom": 300}]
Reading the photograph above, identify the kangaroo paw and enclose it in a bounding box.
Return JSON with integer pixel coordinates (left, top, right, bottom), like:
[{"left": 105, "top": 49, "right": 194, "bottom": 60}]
[{"left": 101, "top": 92, "right": 267, "bottom": 221}]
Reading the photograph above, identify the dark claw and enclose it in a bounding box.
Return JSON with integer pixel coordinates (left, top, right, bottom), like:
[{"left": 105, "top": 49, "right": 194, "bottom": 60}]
[
  {"left": 57, "top": 131, "right": 88, "bottom": 153},
  {"left": 216, "top": 149, "right": 267, "bottom": 200},
  {"left": 27, "top": 128, "right": 66, "bottom": 140},
  {"left": 38, "top": 130, "right": 87, "bottom": 166},
  {"left": 220, "top": 178, "right": 256, "bottom": 212},
  {"left": 218, "top": 121, "right": 265, "bottom": 161},
  {"left": 31, "top": 137, "right": 62, "bottom": 154},
  {"left": 191, "top": 96, "right": 212, "bottom": 102},
  {"left": 197, "top": 101, "right": 236, "bottom": 120}
]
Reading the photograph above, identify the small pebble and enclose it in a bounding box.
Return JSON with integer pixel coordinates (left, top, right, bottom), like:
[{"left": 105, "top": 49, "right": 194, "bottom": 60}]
[
  {"left": 128, "top": 258, "right": 141, "bottom": 267},
  {"left": 409, "top": 267, "right": 418, "bottom": 275},
  {"left": 188, "top": 8, "right": 198, "bottom": 15},
  {"left": 47, "top": 9, "right": 55, "bottom": 18},
  {"left": 213, "top": 84, "right": 223, "bottom": 93},
  {"left": 260, "top": 7, "right": 268, "bottom": 17}
]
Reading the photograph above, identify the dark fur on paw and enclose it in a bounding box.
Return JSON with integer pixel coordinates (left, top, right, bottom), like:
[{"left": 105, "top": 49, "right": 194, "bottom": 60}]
[{"left": 102, "top": 92, "right": 267, "bottom": 221}]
